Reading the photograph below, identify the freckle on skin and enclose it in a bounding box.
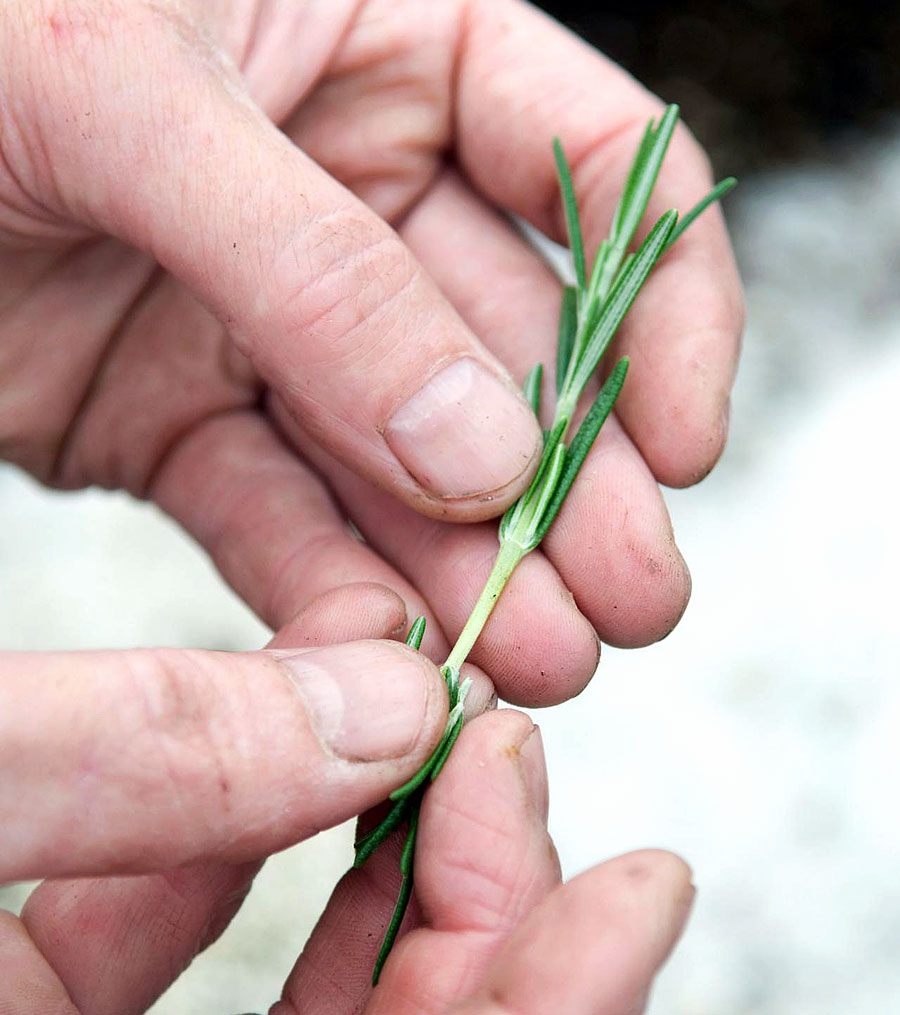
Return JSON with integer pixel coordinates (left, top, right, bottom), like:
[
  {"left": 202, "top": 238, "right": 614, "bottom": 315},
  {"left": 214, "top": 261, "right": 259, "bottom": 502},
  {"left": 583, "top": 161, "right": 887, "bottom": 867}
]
[{"left": 625, "top": 862, "right": 652, "bottom": 883}]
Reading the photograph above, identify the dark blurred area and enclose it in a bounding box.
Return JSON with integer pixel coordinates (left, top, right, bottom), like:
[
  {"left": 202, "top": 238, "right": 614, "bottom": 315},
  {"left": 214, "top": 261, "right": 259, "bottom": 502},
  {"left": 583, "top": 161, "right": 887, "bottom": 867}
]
[{"left": 537, "top": 0, "right": 900, "bottom": 175}]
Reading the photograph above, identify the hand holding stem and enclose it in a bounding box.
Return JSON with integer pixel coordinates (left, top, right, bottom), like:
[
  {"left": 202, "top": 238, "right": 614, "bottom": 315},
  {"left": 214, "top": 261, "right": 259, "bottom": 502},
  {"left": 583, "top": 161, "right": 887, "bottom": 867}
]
[{"left": 355, "top": 103, "right": 735, "bottom": 984}]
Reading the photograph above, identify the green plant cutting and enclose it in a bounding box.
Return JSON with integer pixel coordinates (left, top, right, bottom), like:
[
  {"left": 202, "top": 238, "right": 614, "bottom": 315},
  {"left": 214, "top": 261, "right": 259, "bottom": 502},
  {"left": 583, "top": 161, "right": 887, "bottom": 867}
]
[{"left": 354, "top": 103, "right": 736, "bottom": 985}]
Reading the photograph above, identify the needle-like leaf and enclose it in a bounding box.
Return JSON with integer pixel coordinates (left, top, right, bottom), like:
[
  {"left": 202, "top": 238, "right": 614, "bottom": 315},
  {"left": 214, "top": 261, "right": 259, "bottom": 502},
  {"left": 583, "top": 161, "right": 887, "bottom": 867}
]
[
  {"left": 405, "top": 615, "right": 426, "bottom": 650},
  {"left": 570, "top": 210, "right": 677, "bottom": 397},
  {"left": 555, "top": 285, "right": 578, "bottom": 394},
  {"left": 609, "top": 119, "right": 655, "bottom": 244},
  {"left": 553, "top": 138, "right": 586, "bottom": 292},
  {"left": 517, "top": 442, "right": 566, "bottom": 550},
  {"left": 429, "top": 712, "right": 464, "bottom": 782},
  {"left": 523, "top": 363, "right": 543, "bottom": 416},
  {"left": 609, "top": 105, "right": 678, "bottom": 255},
  {"left": 666, "top": 177, "right": 737, "bottom": 249},
  {"left": 535, "top": 358, "right": 629, "bottom": 542},
  {"left": 372, "top": 807, "right": 419, "bottom": 986},
  {"left": 353, "top": 797, "right": 410, "bottom": 866}
]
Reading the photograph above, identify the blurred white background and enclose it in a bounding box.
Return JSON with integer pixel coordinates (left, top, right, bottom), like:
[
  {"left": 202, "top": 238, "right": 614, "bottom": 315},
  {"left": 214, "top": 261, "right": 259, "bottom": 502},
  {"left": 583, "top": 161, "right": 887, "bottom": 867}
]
[{"left": 2, "top": 127, "right": 899, "bottom": 1012}]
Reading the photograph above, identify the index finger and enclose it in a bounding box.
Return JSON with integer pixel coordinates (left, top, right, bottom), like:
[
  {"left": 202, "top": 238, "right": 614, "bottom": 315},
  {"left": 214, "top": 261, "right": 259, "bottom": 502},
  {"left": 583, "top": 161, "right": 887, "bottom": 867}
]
[{"left": 454, "top": 0, "right": 744, "bottom": 487}]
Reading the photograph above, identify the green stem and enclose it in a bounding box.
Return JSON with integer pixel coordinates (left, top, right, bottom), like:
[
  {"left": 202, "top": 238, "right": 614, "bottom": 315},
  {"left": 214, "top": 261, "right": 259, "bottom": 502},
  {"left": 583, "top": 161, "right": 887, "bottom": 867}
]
[{"left": 444, "top": 537, "right": 525, "bottom": 672}]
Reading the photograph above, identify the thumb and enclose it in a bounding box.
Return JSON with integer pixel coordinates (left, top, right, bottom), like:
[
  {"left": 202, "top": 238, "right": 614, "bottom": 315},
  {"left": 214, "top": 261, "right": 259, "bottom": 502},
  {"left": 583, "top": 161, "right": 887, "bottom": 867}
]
[
  {"left": 0, "top": 641, "right": 446, "bottom": 882},
  {"left": 6, "top": 2, "right": 541, "bottom": 519}
]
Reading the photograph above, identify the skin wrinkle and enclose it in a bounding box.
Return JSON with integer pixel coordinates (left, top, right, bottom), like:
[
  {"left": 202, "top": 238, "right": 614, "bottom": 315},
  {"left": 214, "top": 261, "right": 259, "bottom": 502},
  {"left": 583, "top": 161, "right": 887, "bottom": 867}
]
[
  {"left": 137, "top": 400, "right": 251, "bottom": 505},
  {"left": 0, "top": 128, "right": 66, "bottom": 239},
  {"left": 282, "top": 0, "right": 458, "bottom": 221},
  {"left": 47, "top": 261, "right": 162, "bottom": 488},
  {"left": 274, "top": 233, "right": 422, "bottom": 379},
  {"left": 262, "top": 527, "right": 365, "bottom": 628},
  {"left": 125, "top": 649, "right": 228, "bottom": 857},
  {"left": 0, "top": 92, "right": 75, "bottom": 239},
  {"left": 434, "top": 845, "right": 536, "bottom": 934},
  {"left": 268, "top": 392, "right": 407, "bottom": 506},
  {"left": 239, "top": 1, "right": 365, "bottom": 123},
  {"left": 421, "top": 733, "right": 543, "bottom": 933},
  {"left": 284, "top": 853, "right": 416, "bottom": 1012}
]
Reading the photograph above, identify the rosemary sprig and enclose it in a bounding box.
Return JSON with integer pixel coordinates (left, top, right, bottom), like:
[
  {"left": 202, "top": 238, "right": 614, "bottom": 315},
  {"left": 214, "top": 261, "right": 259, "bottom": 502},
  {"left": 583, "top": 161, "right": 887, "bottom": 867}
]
[{"left": 355, "top": 103, "right": 735, "bottom": 985}]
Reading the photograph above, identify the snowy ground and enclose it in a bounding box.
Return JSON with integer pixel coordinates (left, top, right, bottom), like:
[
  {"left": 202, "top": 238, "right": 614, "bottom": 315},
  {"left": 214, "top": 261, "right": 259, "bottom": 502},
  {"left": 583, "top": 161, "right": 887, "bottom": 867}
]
[{"left": 2, "top": 125, "right": 899, "bottom": 1012}]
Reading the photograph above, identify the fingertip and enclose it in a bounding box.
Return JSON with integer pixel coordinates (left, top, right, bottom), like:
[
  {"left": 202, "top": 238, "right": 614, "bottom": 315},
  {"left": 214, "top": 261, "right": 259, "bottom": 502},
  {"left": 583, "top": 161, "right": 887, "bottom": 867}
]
[
  {"left": 476, "top": 555, "right": 601, "bottom": 707},
  {"left": 601, "top": 541, "right": 692, "bottom": 649},
  {"left": 269, "top": 582, "right": 408, "bottom": 648},
  {"left": 458, "top": 662, "right": 497, "bottom": 719},
  {"left": 424, "top": 710, "right": 538, "bottom": 818},
  {"left": 499, "top": 599, "right": 599, "bottom": 706},
  {"left": 542, "top": 418, "right": 693, "bottom": 649},
  {"left": 599, "top": 848, "right": 696, "bottom": 947},
  {"left": 614, "top": 208, "right": 744, "bottom": 492},
  {"left": 607, "top": 848, "right": 695, "bottom": 895},
  {"left": 551, "top": 848, "right": 696, "bottom": 976},
  {"left": 637, "top": 387, "right": 732, "bottom": 490}
]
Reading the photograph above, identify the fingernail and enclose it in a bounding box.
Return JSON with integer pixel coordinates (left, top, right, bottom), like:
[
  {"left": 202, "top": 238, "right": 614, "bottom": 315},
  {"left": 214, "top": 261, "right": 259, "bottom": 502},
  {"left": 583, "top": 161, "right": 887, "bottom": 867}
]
[
  {"left": 459, "top": 664, "right": 496, "bottom": 719},
  {"left": 280, "top": 642, "right": 435, "bottom": 762},
  {"left": 385, "top": 358, "right": 541, "bottom": 499},
  {"left": 518, "top": 725, "right": 549, "bottom": 825}
]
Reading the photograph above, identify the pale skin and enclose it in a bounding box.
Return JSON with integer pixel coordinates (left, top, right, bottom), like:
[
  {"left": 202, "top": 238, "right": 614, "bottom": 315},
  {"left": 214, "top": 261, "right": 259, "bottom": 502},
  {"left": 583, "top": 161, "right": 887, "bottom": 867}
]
[{"left": 0, "top": 0, "right": 743, "bottom": 1010}]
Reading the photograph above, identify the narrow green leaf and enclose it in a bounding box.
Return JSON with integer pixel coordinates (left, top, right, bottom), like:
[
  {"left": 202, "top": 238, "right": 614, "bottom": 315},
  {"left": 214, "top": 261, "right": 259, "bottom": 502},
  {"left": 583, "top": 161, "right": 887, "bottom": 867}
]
[
  {"left": 535, "top": 358, "right": 629, "bottom": 542},
  {"left": 610, "top": 251, "right": 635, "bottom": 292},
  {"left": 581, "top": 241, "right": 611, "bottom": 338},
  {"left": 596, "top": 105, "right": 679, "bottom": 302},
  {"left": 609, "top": 119, "right": 655, "bottom": 244},
  {"left": 519, "top": 442, "right": 566, "bottom": 548},
  {"left": 400, "top": 806, "right": 419, "bottom": 876},
  {"left": 666, "top": 177, "right": 737, "bottom": 249},
  {"left": 404, "top": 616, "right": 426, "bottom": 650},
  {"left": 499, "top": 417, "right": 567, "bottom": 544},
  {"left": 523, "top": 363, "right": 543, "bottom": 416},
  {"left": 429, "top": 713, "right": 464, "bottom": 783},
  {"left": 616, "top": 105, "right": 679, "bottom": 250},
  {"left": 528, "top": 417, "right": 567, "bottom": 491},
  {"left": 389, "top": 733, "right": 447, "bottom": 801},
  {"left": 555, "top": 286, "right": 577, "bottom": 395},
  {"left": 354, "top": 796, "right": 410, "bottom": 867},
  {"left": 442, "top": 664, "right": 461, "bottom": 706},
  {"left": 372, "top": 870, "right": 413, "bottom": 985},
  {"left": 552, "top": 138, "right": 586, "bottom": 291},
  {"left": 571, "top": 210, "right": 677, "bottom": 396},
  {"left": 372, "top": 809, "right": 419, "bottom": 986}
]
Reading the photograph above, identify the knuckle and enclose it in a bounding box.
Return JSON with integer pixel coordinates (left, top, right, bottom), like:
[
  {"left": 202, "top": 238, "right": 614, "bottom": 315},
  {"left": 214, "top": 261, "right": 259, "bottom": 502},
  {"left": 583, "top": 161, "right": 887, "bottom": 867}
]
[
  {"left": 125, "top": 649, "right": 236, "bottom": 817},
  {"left": 264, "top": 208, "right": 421, "bottom": 371}
]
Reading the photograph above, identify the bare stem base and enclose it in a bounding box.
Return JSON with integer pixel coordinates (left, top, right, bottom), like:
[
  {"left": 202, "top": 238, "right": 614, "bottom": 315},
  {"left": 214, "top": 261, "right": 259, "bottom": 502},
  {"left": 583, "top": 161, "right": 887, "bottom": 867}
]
[{"left": 444, "top": 537, "right": 526, "bottom": 673}]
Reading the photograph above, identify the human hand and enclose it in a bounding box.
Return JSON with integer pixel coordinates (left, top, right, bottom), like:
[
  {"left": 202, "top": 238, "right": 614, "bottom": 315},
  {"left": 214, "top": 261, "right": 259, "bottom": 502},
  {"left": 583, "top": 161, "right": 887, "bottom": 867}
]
[
  {"left": 3, "top": 682, "right": 693, "bottom": 1014},
  {"left": 0, "top": 587, "right": 465, "bottom": 1011},
  {"left": 0, "top": 0, "right": 743, "bottom": 707}
]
